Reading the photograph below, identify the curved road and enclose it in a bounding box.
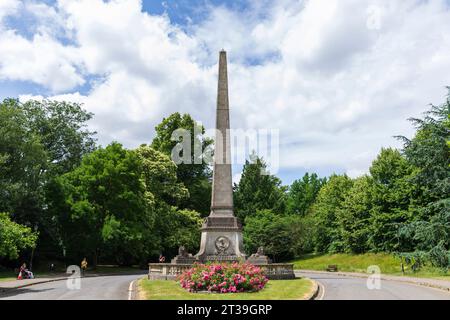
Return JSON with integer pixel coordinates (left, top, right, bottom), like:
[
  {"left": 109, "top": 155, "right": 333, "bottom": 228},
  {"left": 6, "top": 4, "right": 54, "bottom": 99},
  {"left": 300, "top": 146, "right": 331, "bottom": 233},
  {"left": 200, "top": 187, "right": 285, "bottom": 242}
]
[
  {"left": 298, "top": 272, "right": 450, "bottom": 300},
  {"left": 0, "top": 274, "right": 145, "bottom": 300},
  {"left": 1, "top": 272, "right": 449, "bottom": 300}
]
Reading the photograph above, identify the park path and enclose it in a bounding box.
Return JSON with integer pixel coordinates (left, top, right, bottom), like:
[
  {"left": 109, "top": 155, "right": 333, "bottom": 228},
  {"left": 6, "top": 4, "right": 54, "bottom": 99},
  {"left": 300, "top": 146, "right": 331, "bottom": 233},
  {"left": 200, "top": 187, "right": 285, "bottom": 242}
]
[{"left": 297, "top": 271, "right": 450, "bottom": 300}]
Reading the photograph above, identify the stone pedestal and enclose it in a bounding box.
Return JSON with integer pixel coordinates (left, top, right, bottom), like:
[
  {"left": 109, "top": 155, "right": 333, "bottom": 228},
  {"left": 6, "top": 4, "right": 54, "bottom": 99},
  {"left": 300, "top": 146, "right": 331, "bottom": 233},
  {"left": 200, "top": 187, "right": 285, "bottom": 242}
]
[{"left": 195, "top": 216, "right": 246, "bottom": 262}]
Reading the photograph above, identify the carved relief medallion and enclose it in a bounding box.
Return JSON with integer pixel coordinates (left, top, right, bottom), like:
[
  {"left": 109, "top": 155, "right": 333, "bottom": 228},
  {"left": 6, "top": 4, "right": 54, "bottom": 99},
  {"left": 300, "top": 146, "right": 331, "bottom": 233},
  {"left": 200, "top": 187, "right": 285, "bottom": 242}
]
[{"left": 215, "top": 236, "right": 230, "bottom": 254}]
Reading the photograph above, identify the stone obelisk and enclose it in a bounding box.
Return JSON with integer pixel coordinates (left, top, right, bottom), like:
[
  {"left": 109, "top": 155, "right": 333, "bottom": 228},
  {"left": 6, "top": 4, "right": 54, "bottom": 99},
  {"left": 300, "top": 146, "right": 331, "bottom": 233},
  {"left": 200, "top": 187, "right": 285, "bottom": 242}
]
[{"left": 195, "top": 50, "right": 246, "bottom": 262}]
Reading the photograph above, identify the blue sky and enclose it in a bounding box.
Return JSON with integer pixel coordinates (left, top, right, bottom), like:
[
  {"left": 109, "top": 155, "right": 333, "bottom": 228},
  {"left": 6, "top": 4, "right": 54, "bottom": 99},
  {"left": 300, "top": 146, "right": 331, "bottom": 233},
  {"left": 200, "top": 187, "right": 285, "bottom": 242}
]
[{"left": 1, "top": 0, "right": 450, "bottom": 185}]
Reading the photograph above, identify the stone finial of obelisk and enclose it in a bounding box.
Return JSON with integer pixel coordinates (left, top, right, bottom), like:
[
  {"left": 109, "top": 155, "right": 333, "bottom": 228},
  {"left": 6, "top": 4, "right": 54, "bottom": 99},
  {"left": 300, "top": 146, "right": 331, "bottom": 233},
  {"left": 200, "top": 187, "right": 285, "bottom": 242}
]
[{"left": 210, "top": 50, "right": 234, "bottom": 216}]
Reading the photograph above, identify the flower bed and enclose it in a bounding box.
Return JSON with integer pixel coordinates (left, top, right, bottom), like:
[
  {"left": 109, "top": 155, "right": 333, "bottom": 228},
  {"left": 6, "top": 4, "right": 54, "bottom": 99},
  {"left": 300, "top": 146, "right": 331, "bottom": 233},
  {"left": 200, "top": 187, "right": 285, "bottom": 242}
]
[{"left": 179, "top": 262, "right": 269, "bottom": 293}]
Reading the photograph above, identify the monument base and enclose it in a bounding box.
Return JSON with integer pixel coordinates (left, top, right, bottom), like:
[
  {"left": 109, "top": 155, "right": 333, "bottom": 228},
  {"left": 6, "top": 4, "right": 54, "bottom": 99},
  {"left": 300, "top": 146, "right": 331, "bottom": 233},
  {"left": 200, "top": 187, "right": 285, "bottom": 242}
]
[
  {"left": 195, "top": 216, "right": 247, "bottom": 262},
  {"left": 148, "top": 263, "right": 296, "bottom": 280}
]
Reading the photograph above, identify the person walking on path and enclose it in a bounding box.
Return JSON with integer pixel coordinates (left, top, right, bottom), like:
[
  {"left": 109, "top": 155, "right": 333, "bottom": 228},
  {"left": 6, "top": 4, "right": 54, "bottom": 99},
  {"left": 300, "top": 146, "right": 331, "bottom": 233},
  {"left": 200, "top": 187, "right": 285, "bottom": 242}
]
[{"left": 81, "top": 258, "right": 88, "bottom": 276}]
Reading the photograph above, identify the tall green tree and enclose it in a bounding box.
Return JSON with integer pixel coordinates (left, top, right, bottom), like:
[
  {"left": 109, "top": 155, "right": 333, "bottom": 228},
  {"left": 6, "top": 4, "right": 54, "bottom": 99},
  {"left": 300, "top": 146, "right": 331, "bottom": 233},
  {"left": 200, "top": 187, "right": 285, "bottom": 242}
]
[
  {"left": 368, "top": 148, "right": 418, "bottom": 252},
  {"left": 287, "top": 173, "right": 326, "bottom": 216},
  {"left": 155, "top": 207, "right": 202, "bottom": 257},
  {"left": 136, "top": 145, "right": 202, "bottom": 257},
  {"left": 233, "top": 155, "right": 287, "bottom": 222},
  {"left": 136, "top": 145, "right": 188, "bottom": 205},
  {"left": 244, "top": 210, "right": 299, "bottom": 262},
  {"left": 399, "top": 93, "right": 450, "bottom": 218},
  {"left": 337, "top": 176, "right": 373, "bottom": 253},
  {"left": 151, "top": 113, "right": 212, "bottom": 216},
  {"left": 397, "top": 91, "right": 450, "bottom": 268},
  {"left": 0, "top": 98, "right": 96, "bottom": 262},
  {"left": 311, "top": 174, "right": 353, "bottom": 253},
  {"left": 0, "top": 99, "right": 47, "bottom": 225},
  {"left": 21, "top": 100, "right": 96, "bottom": 176},
  {"left": 48, "top": 143, "right": 155, "bottom": 266}
]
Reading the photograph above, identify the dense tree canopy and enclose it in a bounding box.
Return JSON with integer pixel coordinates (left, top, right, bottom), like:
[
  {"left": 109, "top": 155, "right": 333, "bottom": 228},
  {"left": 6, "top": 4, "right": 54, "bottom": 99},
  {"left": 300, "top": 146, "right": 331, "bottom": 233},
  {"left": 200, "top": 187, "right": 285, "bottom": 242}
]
[
  {"left": 48, "top": 143, "right": 156, "bottom": 266},
  {"left": 1, "top": 88, "right": 449, "bottom": 269},
  {"left": 367, "top": 148, "right": 418, "bottom": 252},
  {"left": 396, "top": 93, "right": 450, "bottom": 268},
  {"left": 0, "top": 213, "right": 38, "bottom": 260},
  {"left": 234, "top": 155, "right": 287, "bottom": 222},
  {"left": 244, "top": 210, "right": 298, "bottom": 262},
  {"left": 336, "top": 176, "right": 373, "bottom": 253},
  {"left": 151, "top": 113, "right": 212, "bottom": 216},
  {"left": 287, "top": 173, "right": 326, "bottom": 216},
  {"left": 310, "top": 174, "right": 353, "bottom": 253}
]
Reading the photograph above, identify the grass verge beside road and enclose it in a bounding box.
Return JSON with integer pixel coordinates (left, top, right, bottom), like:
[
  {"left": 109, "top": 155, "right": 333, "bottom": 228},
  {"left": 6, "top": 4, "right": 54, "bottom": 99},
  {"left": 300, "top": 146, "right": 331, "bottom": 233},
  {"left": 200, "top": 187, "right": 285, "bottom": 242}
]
[
  {"left": 292, "top": 253, "right": 449, "bottom": 280},
  {"left": 139, "top": 278, "right": 314, "bottom": 300},
  {"left": 0, "top": 271, "right": 16, "bottom": 282}
]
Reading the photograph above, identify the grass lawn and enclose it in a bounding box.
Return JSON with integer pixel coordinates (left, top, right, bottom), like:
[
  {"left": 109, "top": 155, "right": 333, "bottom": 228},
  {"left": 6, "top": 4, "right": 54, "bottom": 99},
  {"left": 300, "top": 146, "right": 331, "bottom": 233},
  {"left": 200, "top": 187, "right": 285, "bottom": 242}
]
[
  {"left": 292, "top": 253, "right": 450, "bottom": 280},
  {"left": 0, "top": 271, "right": 16, "bottom": 282},
  {"left": 139, "top": 278, "right": 315, "bottom": 300}
]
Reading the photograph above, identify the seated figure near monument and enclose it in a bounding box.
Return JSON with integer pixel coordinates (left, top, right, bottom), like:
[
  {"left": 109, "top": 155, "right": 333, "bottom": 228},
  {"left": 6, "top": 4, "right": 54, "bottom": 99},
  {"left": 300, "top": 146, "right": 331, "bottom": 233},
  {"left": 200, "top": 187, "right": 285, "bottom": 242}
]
[
  {"left": 171, "top": 246, "right": 197, "bottom": 264},
  {"left": 247, "top": 246, "right": 272, "bottom": 265}
]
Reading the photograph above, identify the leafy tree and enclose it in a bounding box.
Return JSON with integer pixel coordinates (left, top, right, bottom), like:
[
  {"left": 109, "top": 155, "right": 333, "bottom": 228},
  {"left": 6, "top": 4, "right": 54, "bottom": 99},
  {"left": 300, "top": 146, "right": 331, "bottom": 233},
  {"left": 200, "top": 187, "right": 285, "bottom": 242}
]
[
  {"left": 234, "top": 155, "right": 287, "bottom": 222},
  {"left": 287, "top": 173, "right": 326, "bottom": 216},
  {"left": 310, "top": 174, "right": 353, "bottom": 253},
  {"left": 337, "top": 176, "right": 373, "bottom": 253},
  {"left": 397, "top": 93, "right": 450, "bottom": 267},
  {"left": 136, "top": 145, "right": 188, "bottom": 205},
  {"left": 0, "top": 98, "right": 96, "bottom": 263},
  {"left": 136, "top": 145, "right": 202, "bottom": 257},
  {"left": 20, "top": 100, "right": 96, "bottom": 175},
  {"left": 0, "top": 99, "right": 47, "bottom": 225},
  {"left": 0, "top": 213, "right": 38, "bottom": 259},
  {"left": 399, "top": 94, "right": 450, "bottom": 204},
  {"left": 368, "top": 148, "right": 418, "bottom": 252},
  {"left": 155, "top": 208, "right": 202, "bottom": 257},
  {"left": 151, "top": 113, "right": 212, "bottom": 216},
  {"left": 243, "top": 210, "right": 298, "bottom": 262},
  {"left": 49, "top": 143, "right": 155, "bottom": 266}
]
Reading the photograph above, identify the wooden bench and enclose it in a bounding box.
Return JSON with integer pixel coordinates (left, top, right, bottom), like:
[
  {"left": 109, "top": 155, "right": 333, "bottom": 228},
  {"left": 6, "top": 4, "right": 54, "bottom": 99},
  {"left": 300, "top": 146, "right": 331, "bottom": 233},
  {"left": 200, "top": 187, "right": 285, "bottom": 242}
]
[{"left": 326, "top": 265, "right": 338, "bottom": 272}]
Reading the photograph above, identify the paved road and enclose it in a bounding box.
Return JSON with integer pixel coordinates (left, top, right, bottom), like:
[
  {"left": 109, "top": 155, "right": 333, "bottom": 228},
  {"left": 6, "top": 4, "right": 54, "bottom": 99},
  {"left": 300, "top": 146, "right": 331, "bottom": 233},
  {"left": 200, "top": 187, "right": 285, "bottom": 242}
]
[
  {"left": 298, "top": 272, "right": 450, "bottom": 300},
  {"left": 2, "top": 271, "right": 449, "bottom": 300},
  {"left": 0, "top": 274, "right": 145, "bottom": 300}
]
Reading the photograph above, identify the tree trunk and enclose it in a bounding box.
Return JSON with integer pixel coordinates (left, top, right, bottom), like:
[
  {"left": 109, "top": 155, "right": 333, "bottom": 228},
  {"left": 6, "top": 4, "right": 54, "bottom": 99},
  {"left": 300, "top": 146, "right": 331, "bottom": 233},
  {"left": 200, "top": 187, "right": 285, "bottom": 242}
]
[{"left": 93, "top": 249, "right": 99, "bottom": 270}]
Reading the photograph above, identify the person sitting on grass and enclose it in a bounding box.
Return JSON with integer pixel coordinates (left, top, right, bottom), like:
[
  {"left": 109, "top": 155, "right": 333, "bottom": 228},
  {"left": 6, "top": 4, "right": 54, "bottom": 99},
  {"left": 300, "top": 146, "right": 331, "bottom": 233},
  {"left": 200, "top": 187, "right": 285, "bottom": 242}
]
[{"left": 18, "top": 263, "right": 34, "bottom": 280}]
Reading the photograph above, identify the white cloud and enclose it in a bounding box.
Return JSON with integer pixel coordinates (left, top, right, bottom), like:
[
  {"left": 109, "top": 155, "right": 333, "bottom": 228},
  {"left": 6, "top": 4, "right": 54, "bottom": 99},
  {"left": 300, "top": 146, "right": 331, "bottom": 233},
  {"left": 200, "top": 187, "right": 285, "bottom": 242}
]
[
  {"left": 4, "top": 0, "right": 450, "bottom": 181},
  {"left": 0, "top": 31, "right": 85, "bottom": 91},
  {"left": 0, "top": 0, "right": 20, "bottom": 23}
]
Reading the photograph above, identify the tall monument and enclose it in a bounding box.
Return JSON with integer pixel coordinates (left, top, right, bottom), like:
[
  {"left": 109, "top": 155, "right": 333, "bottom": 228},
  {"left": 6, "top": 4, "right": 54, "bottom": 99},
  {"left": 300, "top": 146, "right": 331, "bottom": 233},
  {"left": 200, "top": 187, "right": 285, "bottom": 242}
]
[
  {"left": 149, "top": 50, "right": 295, "bottom": 280},
  {"left": 195, "top": 50, "right": 246, "bottom": 262}
]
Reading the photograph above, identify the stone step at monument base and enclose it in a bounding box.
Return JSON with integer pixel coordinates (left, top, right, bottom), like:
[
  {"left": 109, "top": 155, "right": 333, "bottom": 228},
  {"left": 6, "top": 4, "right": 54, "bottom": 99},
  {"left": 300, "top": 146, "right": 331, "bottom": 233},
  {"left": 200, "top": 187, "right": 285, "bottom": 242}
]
[{"left": 148, "top": 263, "right": 296, "bottom": 280}]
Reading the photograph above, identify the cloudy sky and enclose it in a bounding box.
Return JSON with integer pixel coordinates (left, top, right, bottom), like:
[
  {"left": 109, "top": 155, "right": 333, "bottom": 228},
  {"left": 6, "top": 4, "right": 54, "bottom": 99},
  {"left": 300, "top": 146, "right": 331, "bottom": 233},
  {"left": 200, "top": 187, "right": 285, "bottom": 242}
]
[{"left": 1, "top": 0, "right": 450, "bottom": 185}]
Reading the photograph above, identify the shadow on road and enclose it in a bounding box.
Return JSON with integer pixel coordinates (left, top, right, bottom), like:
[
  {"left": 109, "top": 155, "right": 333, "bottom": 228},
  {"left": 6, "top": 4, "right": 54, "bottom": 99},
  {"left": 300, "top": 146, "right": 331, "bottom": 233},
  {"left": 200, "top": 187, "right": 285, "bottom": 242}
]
[{"left": 0, "top": 287, "right": 55, "bottom": 299}]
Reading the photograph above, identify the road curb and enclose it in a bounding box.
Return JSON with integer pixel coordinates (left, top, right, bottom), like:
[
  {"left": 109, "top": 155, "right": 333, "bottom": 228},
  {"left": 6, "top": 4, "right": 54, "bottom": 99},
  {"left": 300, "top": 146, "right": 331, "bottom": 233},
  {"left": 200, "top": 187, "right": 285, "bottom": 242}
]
[
  {"left": 130, "top": 277, "right": 147, "bottom": 300},
  {"left": 304, "top": 279, "right": 320, "bottom": 300},
  {"left": 296, "top": 270, "right": 450, "bottom": 293}
]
